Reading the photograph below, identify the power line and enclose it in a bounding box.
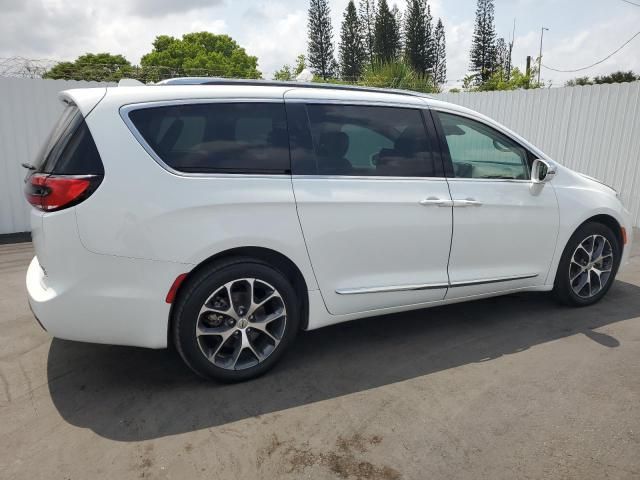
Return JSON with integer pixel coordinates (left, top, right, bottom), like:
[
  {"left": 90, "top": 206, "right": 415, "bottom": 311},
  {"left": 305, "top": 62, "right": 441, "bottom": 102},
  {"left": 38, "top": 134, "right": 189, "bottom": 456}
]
[
  {"left": 542, "top": 30, "right": 640, "bottom": 73},
  {"left": 620, "top": 0, "right": 640, "bottom": 7}
]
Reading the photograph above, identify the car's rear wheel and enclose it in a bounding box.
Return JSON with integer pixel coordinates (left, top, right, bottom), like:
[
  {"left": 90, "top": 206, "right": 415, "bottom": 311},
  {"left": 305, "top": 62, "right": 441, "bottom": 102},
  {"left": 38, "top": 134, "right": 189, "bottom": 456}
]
[
  {"left": 173, "top": 258, "right": 299, "bottom": 382},
  {"left": 554, "top": 222, "right": 621, "bottom": 306}
]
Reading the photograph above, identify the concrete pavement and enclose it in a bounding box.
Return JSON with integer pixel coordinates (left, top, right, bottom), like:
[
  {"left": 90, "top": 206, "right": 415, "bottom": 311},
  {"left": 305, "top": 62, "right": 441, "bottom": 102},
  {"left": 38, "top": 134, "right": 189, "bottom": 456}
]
[{"left": 1, "top": 237, "right": 639, "bottom": 479}]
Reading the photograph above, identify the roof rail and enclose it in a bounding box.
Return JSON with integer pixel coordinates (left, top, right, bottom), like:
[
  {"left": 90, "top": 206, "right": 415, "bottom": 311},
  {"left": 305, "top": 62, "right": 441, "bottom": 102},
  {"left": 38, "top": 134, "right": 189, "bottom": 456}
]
[{"left": 155, "top": 77, "right": 433, "bottom": 99}]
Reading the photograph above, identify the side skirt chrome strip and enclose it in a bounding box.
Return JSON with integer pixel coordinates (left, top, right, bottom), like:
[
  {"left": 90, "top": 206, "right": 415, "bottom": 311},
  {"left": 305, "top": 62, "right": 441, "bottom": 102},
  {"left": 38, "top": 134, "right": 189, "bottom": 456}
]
[
  {"left": 336, "top": 282, "right": 449, "bottom": 295},
  {"left": 335, "top": 274, "right": 538, "bottom": 295},
  {"left": 449, "top": 273, "right": 538, "bottom": 288}
]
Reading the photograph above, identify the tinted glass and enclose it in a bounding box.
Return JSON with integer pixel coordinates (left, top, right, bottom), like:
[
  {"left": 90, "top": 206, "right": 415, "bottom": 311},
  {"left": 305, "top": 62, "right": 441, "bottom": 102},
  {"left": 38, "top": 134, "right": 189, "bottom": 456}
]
[
  {"left": 289, "top": 104, "right": 440, "bottom": 177},
  {"left": 129, "top": 102, "right": 289, "bottom": 174},
  {"left": 36, "top": 105, "right": 104, "bottom": 175},
  {"left": 437, "top": 112, "right": 529, "bottom": 180}
]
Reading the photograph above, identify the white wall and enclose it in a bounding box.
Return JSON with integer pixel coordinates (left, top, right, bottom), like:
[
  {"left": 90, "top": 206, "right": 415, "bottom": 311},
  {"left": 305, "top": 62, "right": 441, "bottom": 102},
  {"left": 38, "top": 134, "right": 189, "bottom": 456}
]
[
  {"left": 1, "top": 79, "right": 639, "bottom": 234},
  {"left": 435, "top": 82, "right": 640, "bottom": 227},
  {"left": 0, "top": 78, "right": 112, "bottom": 234}
]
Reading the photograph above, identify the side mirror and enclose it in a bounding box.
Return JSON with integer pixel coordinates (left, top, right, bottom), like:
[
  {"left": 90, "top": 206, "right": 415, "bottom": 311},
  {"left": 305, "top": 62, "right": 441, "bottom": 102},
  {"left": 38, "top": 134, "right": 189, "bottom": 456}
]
[{"left": 531, "top": 158, "right": 556, "bottom": 184}]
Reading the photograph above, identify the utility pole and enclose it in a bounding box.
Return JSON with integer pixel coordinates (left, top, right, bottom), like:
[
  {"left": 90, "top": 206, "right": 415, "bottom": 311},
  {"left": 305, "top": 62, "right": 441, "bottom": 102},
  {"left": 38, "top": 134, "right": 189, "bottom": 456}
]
[
  {"left": 538, "top": 27, "right": 549, "bottom": 85},
  {"left": 507, "top": 18, "right": 516, "bottom": 80},
  {"left": 526, "top": 55, "right": 532, "bottom": 89}
]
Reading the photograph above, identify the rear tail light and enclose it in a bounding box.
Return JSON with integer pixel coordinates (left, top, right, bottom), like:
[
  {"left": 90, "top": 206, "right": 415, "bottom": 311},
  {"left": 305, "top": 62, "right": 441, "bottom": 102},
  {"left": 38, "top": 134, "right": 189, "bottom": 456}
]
[{"left": 24, "top": 173, "right": 101, "bottom": 212}]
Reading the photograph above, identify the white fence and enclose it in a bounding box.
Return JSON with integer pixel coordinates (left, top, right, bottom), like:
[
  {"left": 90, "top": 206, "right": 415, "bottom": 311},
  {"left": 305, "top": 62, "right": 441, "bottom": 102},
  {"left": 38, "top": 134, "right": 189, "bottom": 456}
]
[
  {"left": 0, "top": 78, "right": 112, "bottom": 234},
  {"left": 0, "top": 79, "right": 639, "bottom": 234},
  {"left": 435, "top": 82, "right": 640, "bottom": 227}
]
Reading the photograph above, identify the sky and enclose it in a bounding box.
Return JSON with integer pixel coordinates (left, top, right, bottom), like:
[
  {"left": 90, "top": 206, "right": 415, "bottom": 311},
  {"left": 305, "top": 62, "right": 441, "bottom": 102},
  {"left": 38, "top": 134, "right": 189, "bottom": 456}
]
[{"left": 1, "top": 0, "right": 639, "bottom": 88}]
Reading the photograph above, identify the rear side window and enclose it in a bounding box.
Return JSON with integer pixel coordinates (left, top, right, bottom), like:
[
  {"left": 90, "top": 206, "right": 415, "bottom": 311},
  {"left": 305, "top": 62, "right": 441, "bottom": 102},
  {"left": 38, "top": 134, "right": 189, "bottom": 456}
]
[
  {"left": 127, "top": 102, "right": 290, "bottom": 174},
  {"left": 287, "top": 103, "right": 441, "bottom": 177},
  {"left": 35, "top": 104, "right": 104, "bottom": 175}
]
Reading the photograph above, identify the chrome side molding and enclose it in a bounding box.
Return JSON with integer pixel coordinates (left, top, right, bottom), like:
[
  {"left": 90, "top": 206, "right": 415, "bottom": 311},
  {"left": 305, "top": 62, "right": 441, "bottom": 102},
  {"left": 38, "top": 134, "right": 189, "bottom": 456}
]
[
  {"left": 449, "top": 273, "right": 538, "bottom": 288},
  {"left": 336, "top": 282, "right": 449, "bottom": 295},
  {"left": 335, "top": 273, "right": 538, "bottom": 295}
]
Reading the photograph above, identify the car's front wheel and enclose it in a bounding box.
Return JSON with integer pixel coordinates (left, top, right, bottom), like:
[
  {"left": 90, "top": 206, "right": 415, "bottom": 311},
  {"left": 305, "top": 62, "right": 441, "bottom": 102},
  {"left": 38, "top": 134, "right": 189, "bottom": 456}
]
[
  {"left": 554, "top": 222, "right": 621, "bottom": 306},
  {"left": 173, "top": 258, "right": 300, "bottom": 382}
]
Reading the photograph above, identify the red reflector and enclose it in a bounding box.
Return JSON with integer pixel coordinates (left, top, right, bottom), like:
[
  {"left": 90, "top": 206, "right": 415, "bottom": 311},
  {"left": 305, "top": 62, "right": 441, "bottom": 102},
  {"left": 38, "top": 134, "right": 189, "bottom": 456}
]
[
  {"left": 25, "top": 174, "right": 92, "bottom": 211},
  {"left": 166, "top": 273, "right": 188, "bottom": 304}
]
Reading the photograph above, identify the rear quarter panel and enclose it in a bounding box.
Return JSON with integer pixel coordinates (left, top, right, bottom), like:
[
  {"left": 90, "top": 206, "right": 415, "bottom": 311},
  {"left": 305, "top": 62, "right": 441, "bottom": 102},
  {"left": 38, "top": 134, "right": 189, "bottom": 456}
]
[{"left": 73, "top": 89, "right": 318, "bottom": 290}]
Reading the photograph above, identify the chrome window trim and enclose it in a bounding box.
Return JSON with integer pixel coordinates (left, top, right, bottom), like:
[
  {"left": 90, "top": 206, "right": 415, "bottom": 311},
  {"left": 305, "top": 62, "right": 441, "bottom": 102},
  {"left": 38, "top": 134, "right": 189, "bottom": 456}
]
[
  {"left": 119, "top": 99, "right": 290, "bottom": 179},
  {"left": 336, "top": 273, "right": 538, "bottom": 295},
  {"left": 292, "top": 174, "right": 449, "bottom": 182},
  {"left": 445, "top": 177, "right": 532, "bottom": 184},
  {"left": 290, "top": 175, "right": 531, "bottom": 184}
]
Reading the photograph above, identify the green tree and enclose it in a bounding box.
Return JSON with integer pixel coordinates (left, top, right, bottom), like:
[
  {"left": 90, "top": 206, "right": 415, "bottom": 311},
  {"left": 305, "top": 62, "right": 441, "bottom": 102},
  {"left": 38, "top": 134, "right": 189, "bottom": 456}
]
[
  {"left": 43, "top": 53, "right": 133, "bottom": 82},
  {"left": 360, "top": 60, "right": 437, "bottom": 93},
  {"left": 466, "top": 66, "right": 541, "bottom": 91},
  {"left": 404, "top": 0, "right": 427, "bottom": 74},
  {"left": 391, "top": 3, "right": 404, "bottom": 55},
  {"left": 273, "top": 64, "right": 294, "bottom": 80},
  {"left": 495, "top": 37, "right": 509, "bottom": 80},
  {"left": 140, "top": 32, "right": 260, "bottom": 81},
  {"left": 273, "top": 54, "right": 306, "bottom": 81},
  {"left": 294, "top": 54, "right": 307, "bottom": 76},
  {"left": 594, "top": 70, "right": 638, "bottom": 84},
  {"left": 308, "top": 0, "right": 336, "bottom": 79},
  {"left": 374, "top": 0, "right": 401, "bottom": 62},
  {"left": 424, "top": 2, "right": 435, "bottom": 74},
  {"left": 359, "top": 0, "right": 377, "bottom": 64},
  {"left": 469, "top": 0, "right": 497, "bottom": 84},
  {"left": 339, "top": 1, "right": 367, "bottom": 80},
  {"left": 565, "top": 76, "right": 593, "bottom": 87},
  {"left": 433, "top": 18, "right": 447, "bottom": 86}
]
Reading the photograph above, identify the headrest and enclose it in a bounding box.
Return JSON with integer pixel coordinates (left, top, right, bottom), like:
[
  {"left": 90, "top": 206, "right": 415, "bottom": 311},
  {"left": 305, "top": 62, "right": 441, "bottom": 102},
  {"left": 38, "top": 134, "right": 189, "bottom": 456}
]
[
  {"left": 395, "top": 125, "right": 427, "bottom": 155},
  {"left": 318, "top": 131, "right": 349, "bottom": 159}
]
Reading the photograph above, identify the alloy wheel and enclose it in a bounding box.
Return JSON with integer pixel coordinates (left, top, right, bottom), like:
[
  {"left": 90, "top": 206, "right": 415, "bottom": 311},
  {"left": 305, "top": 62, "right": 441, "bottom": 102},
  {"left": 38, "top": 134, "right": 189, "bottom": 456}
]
[
  {"left": 195, "top": 278, "right": 287, "bottom": 370},
  {"left": 569, "top": 234, "right": 614, "bottom": 299}
]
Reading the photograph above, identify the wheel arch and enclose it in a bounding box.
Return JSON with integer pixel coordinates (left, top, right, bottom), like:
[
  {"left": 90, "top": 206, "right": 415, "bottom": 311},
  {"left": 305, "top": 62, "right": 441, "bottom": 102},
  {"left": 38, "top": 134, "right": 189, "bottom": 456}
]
[
  {"left": 168, "top": 246, "right": 310, "bottom": 346},
  {"left": 546, "top": 211, "right": 625, "bottom": 287},
  {"left": 579, "top": 214, "right": 624, "bottom": 252}
]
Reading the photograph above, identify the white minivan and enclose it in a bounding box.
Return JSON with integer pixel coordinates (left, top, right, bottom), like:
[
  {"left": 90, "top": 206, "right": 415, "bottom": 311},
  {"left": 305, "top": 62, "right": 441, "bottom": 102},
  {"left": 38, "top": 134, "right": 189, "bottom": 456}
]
[{"left": 25, "top": 79, "right": 633, "bottom": 381}]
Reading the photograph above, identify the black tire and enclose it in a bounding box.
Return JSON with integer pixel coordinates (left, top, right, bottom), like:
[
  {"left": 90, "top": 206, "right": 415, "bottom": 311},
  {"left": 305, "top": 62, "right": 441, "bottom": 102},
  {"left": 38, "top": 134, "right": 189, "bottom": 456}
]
[
  {"left": 553, "top": 222, "right": 621, "bottom": 307},
  {"left": 173, "top": 257, "right": 300, "bottom": 382}
]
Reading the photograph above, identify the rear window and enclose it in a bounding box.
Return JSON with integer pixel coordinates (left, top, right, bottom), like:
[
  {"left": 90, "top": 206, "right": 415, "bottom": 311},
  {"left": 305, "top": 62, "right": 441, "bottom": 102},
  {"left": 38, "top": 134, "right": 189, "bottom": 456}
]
[
  {"left": 127, "top": 102, "right": 290, "bottom": 174},
  {"left": 35, "top": 104, "right": 104, "bottom": 175}
]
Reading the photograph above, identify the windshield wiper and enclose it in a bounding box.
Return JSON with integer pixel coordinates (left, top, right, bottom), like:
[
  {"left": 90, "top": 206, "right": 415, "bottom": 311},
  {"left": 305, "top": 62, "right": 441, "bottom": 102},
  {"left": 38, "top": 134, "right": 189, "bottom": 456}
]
[{"left": 21, "top": 162, "right": 36, "bottom": 170}]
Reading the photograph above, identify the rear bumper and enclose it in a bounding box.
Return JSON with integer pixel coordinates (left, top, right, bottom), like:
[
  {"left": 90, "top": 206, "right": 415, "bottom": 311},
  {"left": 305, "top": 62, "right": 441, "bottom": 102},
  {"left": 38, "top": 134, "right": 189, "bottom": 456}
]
[{"left": 26, "top": 254, "right": 191, "bottom": 349}]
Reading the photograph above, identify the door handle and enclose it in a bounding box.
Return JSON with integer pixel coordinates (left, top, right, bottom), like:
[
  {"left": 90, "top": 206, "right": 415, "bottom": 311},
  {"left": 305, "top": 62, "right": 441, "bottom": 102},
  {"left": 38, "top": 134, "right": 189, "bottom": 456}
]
[
  {"left": 419, "top": 197, "right": 454, "bottom": 207},
  {"left": 453, "top": 198, "right": 483, "bottom": 207}
]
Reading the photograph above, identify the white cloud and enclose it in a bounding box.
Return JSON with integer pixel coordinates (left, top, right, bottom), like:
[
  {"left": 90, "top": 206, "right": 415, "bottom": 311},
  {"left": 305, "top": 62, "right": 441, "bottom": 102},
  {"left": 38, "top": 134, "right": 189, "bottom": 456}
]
[
  {"left": 0, "top": 0, "right": 638, "bottom": 86},
  {"left": 128, "top": 0, "right": 225, "bottom": 17}
]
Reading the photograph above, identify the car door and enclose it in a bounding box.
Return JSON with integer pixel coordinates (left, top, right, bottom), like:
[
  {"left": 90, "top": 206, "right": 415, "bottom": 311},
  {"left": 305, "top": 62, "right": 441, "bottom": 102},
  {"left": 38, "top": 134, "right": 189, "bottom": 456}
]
[
  {"left": 285, "top": 94, "right": 453, "bottom": 315},
  {"left": 432, "top": 109, "right": 559, "bottom": 299}
]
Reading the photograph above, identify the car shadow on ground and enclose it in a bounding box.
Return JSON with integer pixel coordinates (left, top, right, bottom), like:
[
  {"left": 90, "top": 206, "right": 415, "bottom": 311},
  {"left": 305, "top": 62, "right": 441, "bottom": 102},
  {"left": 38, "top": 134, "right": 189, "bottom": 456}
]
[{"left": 47, "top": 280, "right": 640, "bottom": 441}]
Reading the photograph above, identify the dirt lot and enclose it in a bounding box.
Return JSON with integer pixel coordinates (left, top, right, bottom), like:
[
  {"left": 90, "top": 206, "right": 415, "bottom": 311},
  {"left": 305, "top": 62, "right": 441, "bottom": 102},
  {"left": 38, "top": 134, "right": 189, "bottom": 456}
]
[{"left": 1, "top": 236, "right": 639, "bottom": 479}]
